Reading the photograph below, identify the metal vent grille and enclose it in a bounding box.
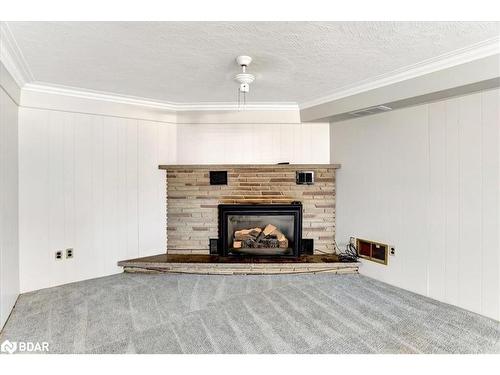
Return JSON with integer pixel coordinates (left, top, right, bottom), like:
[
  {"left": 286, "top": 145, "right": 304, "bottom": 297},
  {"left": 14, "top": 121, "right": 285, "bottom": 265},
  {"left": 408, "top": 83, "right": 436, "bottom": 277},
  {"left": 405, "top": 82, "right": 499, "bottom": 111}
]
[{"left": 348, "top": 105, "right": 392, "bottom": 117}]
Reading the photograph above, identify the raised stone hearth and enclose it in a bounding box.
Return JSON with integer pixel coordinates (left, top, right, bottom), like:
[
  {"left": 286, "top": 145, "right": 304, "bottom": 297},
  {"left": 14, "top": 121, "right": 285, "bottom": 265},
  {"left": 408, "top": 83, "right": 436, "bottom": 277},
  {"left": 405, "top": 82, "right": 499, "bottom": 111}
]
[{"left": 118, "top": 254, "right": 359, "bottom": 275}]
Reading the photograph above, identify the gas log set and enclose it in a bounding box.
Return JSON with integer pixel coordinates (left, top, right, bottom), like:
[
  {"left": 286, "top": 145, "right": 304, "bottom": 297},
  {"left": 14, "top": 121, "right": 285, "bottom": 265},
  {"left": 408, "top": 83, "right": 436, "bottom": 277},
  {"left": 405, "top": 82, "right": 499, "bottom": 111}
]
[{"left": 232, "top": 224, "right": 289, "bottom": 250}]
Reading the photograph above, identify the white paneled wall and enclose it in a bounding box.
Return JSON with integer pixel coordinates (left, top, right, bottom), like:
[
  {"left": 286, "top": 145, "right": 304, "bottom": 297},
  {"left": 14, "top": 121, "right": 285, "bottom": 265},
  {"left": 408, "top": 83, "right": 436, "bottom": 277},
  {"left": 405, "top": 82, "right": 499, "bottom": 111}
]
[
  {"left": 18, "top": 107, "right": 329, "bottom": 292},
  {"left": 331, "top": 89, "right": 500, "bottom": 320},
  {"left": 176, "top": 122, "right": 330, "bottom": 164},
  {"left": 18, "top": 109, "right": 176, "bottom": 292},
  {"left": 0, "top": 87, "right": 19, "bottom": 329}
]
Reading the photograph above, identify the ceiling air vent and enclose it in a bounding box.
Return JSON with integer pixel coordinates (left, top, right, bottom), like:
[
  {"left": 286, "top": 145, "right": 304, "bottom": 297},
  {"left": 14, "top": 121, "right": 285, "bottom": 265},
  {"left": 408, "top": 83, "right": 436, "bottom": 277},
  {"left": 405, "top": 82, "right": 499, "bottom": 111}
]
[{"left": 348, "top": 105, "right": 392, "bottom": 118}]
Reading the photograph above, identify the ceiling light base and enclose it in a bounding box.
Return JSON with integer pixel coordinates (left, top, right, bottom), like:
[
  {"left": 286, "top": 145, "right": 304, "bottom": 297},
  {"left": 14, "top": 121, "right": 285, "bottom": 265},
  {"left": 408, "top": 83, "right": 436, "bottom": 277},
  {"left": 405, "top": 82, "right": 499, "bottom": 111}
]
[{"left": 236, "top": 55, "right": 252, "bottom": 67}]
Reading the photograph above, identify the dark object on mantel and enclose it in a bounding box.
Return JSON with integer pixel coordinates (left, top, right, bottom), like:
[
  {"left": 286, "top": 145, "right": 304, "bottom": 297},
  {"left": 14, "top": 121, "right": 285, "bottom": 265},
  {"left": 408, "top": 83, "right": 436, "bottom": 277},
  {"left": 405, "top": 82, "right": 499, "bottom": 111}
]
[
  {"left": 277, "top": 162, "right": 290, "bottom": 165},
  {"left": 209, "top": 171, "right": 227, "bottom": 185}
]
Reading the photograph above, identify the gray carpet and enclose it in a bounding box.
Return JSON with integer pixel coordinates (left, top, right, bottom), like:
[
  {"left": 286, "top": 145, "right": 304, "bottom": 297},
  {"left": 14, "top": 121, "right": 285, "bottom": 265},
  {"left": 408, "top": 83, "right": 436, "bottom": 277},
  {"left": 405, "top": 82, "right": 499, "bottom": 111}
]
[{"left": 1, "top": 273, "right": 499, "bottom": 354}]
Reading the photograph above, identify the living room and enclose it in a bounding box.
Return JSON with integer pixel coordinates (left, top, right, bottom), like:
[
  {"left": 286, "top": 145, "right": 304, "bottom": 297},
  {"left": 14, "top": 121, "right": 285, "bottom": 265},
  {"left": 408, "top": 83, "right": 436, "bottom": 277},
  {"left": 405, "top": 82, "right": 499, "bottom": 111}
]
[{"left": 0, "top": 0, "right": 499, "bottom": 372}]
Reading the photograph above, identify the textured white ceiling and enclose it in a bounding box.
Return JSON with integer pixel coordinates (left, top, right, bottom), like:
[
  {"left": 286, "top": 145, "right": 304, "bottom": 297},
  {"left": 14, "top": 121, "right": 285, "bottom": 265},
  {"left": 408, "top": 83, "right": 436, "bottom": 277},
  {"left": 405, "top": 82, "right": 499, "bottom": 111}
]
[{"left": 6, "top": 21, "right": 500, "bottom": 104}]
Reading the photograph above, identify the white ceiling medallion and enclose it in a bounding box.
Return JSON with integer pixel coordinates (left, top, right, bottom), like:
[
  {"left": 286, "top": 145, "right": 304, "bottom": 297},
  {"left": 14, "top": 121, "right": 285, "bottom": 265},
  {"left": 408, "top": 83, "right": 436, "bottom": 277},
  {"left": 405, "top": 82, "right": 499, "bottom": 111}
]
[{"left": 234, "top": 55, "right": 255, "bottom": 109}]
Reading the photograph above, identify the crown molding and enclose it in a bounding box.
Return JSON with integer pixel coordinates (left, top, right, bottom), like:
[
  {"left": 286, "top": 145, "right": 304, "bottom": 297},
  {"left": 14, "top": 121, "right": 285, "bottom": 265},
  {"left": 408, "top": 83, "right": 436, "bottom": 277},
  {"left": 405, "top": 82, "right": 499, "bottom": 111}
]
[
  {"left": 174, "top": 102, "right": 299, "bottom": 111},
  {"left": 299, "top": 36, "right": 500, "bottom": 110},
  {"left": 22, "top": 82, "right": 300, "bottom": 112},
  {"left": 23, "top": 82, "right": 179, "bottom": 111},
  {"left": 0, "top": 22, "right": 34, "bottom": 88}
]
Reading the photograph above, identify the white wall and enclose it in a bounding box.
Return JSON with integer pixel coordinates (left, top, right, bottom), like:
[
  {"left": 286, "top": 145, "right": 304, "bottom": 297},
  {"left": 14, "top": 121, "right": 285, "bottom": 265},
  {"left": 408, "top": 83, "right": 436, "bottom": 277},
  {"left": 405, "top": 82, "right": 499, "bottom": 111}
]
[
  {"left": 0, "top": 84, "right": 19, "bottom": 329},
  {"left": 176, "top": 122, "right": 329, "bottom": 164},
  {"left": 331, "top": 89, "right": 500, "bottom": 321},
  {"left": 18, "top": 106, "right": 330, "bottom": 292},
  {"left": 18, "top": 109, "right": 174, "bottom": 292}
]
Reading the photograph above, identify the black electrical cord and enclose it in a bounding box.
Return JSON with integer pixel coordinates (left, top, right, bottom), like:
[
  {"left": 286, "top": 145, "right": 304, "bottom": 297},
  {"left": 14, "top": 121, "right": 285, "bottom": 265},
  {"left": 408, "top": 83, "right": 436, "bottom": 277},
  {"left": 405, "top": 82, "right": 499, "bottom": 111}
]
[
  {"left": 334, "top": 239, "right": 359, "bottom": 263},
  {"left": 311, "top": 239, "right": 359, "bottom": 262}
]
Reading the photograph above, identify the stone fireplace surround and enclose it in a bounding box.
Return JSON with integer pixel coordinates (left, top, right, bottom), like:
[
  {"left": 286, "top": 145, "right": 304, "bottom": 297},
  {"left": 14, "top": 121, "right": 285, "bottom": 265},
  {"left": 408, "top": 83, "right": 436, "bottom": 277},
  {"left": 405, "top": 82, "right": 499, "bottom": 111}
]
[{"left": 161, "top": 164, "right": 339, "bottom": 255}]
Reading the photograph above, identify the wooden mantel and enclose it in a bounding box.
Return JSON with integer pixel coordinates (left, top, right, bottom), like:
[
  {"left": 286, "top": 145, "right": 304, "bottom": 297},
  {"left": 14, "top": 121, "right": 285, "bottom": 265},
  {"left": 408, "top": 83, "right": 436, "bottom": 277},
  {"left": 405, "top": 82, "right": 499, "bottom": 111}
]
[{"left": 159, "top": 163, "right": 341, "bottom": 170}]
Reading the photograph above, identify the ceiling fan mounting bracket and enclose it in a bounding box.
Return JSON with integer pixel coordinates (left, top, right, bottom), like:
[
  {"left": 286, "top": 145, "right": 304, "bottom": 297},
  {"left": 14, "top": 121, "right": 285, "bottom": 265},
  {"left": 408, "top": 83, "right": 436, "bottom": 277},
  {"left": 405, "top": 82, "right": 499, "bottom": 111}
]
[{"left": 236, "top": 55, "right": 252, "bottom": 67}]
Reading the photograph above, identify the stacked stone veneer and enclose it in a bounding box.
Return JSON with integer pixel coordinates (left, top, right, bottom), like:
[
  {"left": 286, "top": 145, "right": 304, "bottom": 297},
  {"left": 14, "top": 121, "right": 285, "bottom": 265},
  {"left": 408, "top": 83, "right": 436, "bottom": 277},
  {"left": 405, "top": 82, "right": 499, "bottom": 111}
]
[{"left": 164, "top": 164, "right": 339, "bottom": 254}]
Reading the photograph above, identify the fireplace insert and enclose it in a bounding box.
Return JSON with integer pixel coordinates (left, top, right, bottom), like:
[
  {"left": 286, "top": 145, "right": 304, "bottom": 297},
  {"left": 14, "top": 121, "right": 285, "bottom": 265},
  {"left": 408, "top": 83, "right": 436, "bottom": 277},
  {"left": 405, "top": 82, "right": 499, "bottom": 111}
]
[{"left": 218, "top": 203, "right": 302, "bottom": 257}]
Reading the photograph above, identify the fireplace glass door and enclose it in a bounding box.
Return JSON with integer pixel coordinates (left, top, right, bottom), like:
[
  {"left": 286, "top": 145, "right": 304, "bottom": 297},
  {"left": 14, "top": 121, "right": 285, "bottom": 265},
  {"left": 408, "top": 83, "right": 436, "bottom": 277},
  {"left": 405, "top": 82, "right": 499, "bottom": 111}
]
[
  {"left": 226, "top": 214, "right": 295, "bottom": 255},
  {"left": 218, "top": 204, "right": 302, "bottom": 257}
]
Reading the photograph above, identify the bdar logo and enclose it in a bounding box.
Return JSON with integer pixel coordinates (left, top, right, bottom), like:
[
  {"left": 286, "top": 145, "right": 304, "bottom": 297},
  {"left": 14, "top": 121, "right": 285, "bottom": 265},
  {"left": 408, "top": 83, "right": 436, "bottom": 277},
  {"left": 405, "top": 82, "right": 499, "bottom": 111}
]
[{"left": 1, "top": 340, "right": 17, "bottom": 354}]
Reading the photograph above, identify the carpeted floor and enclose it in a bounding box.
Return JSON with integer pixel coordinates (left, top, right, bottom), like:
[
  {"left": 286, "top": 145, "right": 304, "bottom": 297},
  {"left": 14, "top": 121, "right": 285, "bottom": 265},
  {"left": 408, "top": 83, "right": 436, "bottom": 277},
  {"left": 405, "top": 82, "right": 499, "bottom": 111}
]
[{"left": 1, "top": 273, "right": 499, "bottom": 354}]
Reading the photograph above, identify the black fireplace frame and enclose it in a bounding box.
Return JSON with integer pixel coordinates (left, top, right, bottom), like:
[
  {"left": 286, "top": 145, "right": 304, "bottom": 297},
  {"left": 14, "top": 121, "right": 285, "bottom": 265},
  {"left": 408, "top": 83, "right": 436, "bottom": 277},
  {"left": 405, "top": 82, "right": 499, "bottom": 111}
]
[{"left": 217, "top": 203, "right": 303, "bottom": 257}]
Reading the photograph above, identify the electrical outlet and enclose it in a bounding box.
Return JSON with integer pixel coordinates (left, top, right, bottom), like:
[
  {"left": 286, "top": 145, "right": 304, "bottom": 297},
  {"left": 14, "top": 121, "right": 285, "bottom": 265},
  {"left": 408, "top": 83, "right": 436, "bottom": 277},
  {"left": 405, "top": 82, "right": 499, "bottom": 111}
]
[
  {"left": 66, "top": 248, "right": 74, "bottom": 259},
  {"left": 389, "top": 245, "right": 396, "bottom": 256},
  {"left": 55, "top": 250, "right": 63, "bottom": 260}
]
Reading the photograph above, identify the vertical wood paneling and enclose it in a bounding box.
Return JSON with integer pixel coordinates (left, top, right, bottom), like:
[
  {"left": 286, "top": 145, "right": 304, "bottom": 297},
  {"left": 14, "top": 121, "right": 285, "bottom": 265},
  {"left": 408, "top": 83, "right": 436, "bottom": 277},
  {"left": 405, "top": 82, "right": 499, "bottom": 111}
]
[
  {"left": 176, "top": 124, "right": 191, "bottom": 164},
  {"left": 47, "top": 110, "right": 65, "bottom": 285},
  {"left": 257, "top": 124, "right": 275, "bottom": 163},
  {"left": 290, "top": 124, "right": 302, "bottom": 163},
  {"left": 375, "top": 113, "right": 402, "bottom": 286},
  {"left": 125, "top": 120, "right": 139, "bottom": 260},
  {"left": 174, "top": 122, "right": 330, "bottom": 164},
  {"left": 444, "top": 98, "right": 460, "bottom": 306},
  {"left": 158, "top": 123, "right": 177, "bottom": 164},
  {"left": 481, "top": 89, "right": 500, "bottom": 319},
  {"left": 428, "top": 101, "right": 447, "bottom": 301},
  {"left": 309, "top": 122, "right": 330, "bottom": 164},
  {"left": 116, "top": 118, "right": 130, "bottom": 267},
  {"left": 222, "top": 124, "right": 243, "bottom": 163},
  {"left": 90, "top": 115, "right": 105, "bottom": 278},
  {"left": 458, "top": 93, "right": 483, "bottom": 313},
  {"left": 240, "top": 124, "right": 255, "bottom": 164},
  {"left": 270, "top": 124, "right": 282, "bottom": 163},
  {"left": 403, "top": 107, "right": 429, "bottom": 295},
  {"left": 0, "top": 88, "right": 19, "bottom": 329},
  {"left": 279, "top": 124, "right": 293, "bottom": 163},
  {"left": 18, "top": 108, "right": 50, "bottom": 292},
  {"left": 74, "top": 113, "right": 94, "bottom": 281},
  {"left": 212, "top": 125, "right": 227, "bottom": 164},
  {"left": 158, "top": 123, "right": 175, "bottom": 249},
  {"left": 301, "top": 123, "right": 313, "bottom": 163},
  {"left": 102, "top": 116, "right": 120, "bottom": 274},
  {"left": 138, "top": 120, "right": 163, "bottom": 257},
  {"left": 61, "top": 111, "right": 75, "bottom": 284},
  {"left": 332, "top": 89, "right": 500, "bottom": 320}
]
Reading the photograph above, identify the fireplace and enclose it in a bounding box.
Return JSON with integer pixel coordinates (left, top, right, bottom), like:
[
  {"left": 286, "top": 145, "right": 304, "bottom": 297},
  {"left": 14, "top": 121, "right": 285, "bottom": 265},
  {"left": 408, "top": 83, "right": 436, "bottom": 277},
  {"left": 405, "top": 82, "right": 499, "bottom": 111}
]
[{"left": 218, "top": 203, "right": 302, "bottom": 257}]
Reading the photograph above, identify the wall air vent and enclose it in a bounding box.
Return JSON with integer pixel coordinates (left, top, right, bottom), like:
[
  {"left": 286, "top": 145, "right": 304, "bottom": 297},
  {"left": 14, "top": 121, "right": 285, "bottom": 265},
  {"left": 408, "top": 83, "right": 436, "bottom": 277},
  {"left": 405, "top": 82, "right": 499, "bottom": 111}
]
[
  {"left": 356, "top": 238, "right": 388, "bottom": 265},
  {"left": 348, "top": 105, "right": 392, "bottom": 118}
]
